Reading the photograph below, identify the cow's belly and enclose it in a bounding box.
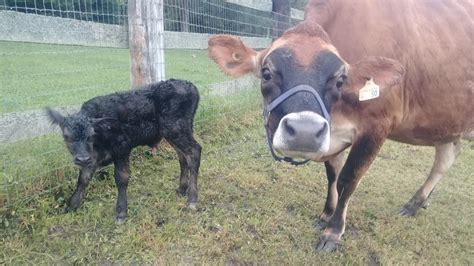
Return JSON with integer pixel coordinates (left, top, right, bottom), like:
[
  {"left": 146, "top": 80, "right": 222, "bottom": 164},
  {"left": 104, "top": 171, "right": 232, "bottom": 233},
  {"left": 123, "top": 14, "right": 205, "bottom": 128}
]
[
  {"left": 388, "top": 124, "right": 464, "bottom": 146},
  {"left": 388, "top": 92, "right": 473, "bottom": 146}
]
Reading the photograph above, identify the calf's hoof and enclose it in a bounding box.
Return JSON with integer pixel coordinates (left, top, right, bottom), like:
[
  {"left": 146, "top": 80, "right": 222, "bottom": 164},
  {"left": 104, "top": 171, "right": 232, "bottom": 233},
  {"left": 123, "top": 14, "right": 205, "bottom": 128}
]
[
  {"left": 188, "top": 202, "right": 197, "bottom": 210},
  {"left": 65, "top": 205, "right": 79, "bottom": 213},
  {"left": 316, "top": 234, "right": 340, "bottom": 252},
  {"left": 176, "top": 186, "right": 187, "bottom": 196},
  {"left": 115, "top": 215, "right": 127, "bottom": 225}
]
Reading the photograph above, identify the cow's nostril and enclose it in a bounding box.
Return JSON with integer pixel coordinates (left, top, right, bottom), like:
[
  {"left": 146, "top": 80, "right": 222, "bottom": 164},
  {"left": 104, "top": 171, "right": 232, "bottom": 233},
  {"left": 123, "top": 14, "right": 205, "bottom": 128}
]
[
  {"left": 315, "top": 123, "right": 327, "bottom": 139},
  {"left": 283, "top": 119, "right": 296, "bottom": 137}
]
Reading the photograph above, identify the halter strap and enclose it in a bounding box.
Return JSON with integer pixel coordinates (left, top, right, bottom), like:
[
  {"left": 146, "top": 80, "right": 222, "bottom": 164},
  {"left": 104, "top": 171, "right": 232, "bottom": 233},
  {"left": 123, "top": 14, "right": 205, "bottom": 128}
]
[{"left": 262, "top": 84, "right": 330, "bottom": 166}]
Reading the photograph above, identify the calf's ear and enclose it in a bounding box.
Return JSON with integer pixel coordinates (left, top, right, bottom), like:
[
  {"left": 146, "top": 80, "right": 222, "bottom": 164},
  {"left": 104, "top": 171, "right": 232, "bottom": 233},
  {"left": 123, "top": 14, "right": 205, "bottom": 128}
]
[
  {"left": 91, "top": 117, "right": 120, "bottom": 132},
  {"left": 208, "top": 35, "right": 267, "bottom": 78},
  {"left": 45, "top": 107, "right": 65, "bottom": 126},
  {"left": 347, "top": 56, "right": 405, "bottom": 90}
]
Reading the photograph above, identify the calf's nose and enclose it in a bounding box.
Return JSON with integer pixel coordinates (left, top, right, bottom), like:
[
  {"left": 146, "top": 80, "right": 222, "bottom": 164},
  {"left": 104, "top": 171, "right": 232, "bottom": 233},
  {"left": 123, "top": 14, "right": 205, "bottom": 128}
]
[{"left": 74, "top": 156, "right": 91, "bottom": 165}]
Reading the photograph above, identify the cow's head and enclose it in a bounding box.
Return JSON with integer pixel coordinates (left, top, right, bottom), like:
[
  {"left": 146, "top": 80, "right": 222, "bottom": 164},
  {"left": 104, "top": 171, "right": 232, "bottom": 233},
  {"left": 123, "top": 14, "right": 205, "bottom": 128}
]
[
  {"left": 46, "top": 108, "right": 118, "bottom": 167},
  {"left": 208, "top": 22, "right": 403, "bottom": 161}
]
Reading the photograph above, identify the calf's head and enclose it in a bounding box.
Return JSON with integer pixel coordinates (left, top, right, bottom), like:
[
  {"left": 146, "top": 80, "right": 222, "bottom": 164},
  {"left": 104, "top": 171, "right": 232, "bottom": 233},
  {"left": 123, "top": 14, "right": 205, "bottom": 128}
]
[
  {"left": 208, "top": 22, "right": 403, "bottom": 161},
  {"left": 46, "top": 108, "right": 118, "bottom": 167}
]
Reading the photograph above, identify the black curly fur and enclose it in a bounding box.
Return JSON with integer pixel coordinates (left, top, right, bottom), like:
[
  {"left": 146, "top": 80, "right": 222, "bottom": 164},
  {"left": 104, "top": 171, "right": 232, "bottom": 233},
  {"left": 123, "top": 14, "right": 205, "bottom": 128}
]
[{"left": 46, "top": 79, "right": 201, "bottom": 222}]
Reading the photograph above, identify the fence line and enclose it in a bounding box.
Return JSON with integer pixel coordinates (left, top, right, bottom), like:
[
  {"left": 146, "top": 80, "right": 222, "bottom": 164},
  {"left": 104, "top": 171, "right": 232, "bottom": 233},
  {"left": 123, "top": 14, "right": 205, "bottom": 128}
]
[
  {"left": 0, "top": 77, "right": 258, "bottom": 143},
  {"left": 0, "top": 10, "right": 275, "bottom": 49},
  {"left": 0, "top": 0, "right": 301, "bottom": 208}
]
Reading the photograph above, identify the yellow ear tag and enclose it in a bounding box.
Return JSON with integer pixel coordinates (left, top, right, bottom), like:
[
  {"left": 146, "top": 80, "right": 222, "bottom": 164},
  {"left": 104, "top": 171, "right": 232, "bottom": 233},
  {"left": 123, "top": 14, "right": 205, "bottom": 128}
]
[{"left": 359, "top": 78, "right": 380, "bottom": 101}]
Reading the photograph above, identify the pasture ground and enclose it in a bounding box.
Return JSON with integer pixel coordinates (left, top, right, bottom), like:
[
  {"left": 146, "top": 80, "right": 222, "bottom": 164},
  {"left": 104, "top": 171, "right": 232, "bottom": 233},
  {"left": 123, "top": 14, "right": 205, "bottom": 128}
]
[{"left": 1, "top": 41, "right": 473, "bottom": 264}]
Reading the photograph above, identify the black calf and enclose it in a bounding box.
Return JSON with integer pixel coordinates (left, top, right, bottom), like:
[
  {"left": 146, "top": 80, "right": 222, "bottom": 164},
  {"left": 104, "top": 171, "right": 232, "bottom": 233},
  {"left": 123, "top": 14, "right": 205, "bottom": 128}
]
[{"left": 46, "top": 79, "right": 201, "bottom": 223}]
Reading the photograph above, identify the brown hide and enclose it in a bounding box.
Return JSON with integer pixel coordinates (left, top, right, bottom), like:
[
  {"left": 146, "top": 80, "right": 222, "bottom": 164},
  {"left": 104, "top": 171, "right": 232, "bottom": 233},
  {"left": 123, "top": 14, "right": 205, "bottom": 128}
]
[{"left": 306, "top": 0, "right": 474, "bottom": 145}]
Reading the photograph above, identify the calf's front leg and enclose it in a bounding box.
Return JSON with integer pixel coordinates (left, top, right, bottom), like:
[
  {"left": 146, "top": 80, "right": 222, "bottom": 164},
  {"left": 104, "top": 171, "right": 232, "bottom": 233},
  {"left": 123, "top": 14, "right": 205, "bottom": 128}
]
[
  {"left": 114, "top": 157, "right": 130, "bottom": 224},
  {"left": 67, "top": 166, "right": 96, "bottom": 212},
  {"left": 316, "top": 134, "right": 385, "bottom": 252}
]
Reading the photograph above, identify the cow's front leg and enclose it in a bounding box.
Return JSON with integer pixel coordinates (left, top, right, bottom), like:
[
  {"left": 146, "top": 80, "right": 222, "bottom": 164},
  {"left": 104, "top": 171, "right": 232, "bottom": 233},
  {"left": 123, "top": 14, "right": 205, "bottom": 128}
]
[
  {"left": 114, "top": 157, "right": 130, "bottom": 224},
  {"left": 67, "top": 166, "right": 96, "bottom": 212},
  {"left": 316, "top": 135, "right": 385, "bottom": 252},
  {"left": 315, "top": 152, "right": 345, "bottom": 231}
]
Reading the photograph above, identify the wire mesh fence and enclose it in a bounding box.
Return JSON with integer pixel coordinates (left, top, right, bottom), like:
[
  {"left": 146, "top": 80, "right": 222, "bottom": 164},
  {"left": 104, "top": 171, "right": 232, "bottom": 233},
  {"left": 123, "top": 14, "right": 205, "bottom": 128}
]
[{"left": 0, "top": 0, "right": 301, "bottom": 213}]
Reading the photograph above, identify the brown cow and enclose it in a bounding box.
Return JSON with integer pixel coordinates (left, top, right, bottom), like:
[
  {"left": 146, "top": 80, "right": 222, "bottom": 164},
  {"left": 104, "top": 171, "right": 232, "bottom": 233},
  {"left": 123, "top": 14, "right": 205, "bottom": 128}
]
[{"left": 208, "top": 0, "right": 473, "bottom": 252}]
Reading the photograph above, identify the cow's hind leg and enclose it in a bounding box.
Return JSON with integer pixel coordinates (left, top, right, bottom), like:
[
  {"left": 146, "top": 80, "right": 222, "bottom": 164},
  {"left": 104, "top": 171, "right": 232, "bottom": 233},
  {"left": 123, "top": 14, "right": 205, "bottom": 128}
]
[{"left": 400, "top": 140, "right": 461, "bottom": 217}]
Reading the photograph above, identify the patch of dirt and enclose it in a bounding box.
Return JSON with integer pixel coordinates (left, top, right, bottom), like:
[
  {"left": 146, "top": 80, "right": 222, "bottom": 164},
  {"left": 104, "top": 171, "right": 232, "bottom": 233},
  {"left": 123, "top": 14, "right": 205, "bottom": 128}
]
[
  {"left": 208, "top": 225, "right": 220, "bottom": 233},
  {"left": 367, "top": 250, "right": 381, "bottom": 266},
  {"left": 246, "top": 224, "right": 258, "bottom": 238},
  {"left": 47, "top": 225, "right": 66, "bottom": 236},
  {"left": 155, "top": 217, "right": 166, "bottom": 227}
]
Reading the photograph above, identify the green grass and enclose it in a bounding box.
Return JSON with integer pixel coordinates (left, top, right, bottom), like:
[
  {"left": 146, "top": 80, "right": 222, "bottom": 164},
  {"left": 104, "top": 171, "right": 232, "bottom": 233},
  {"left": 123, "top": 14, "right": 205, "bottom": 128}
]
[
  {"left": 1, "top": 41, "right": 473, "bottom": 264},
  {"left": 1, "top": 109, "right": 473, "bottom": 264},
  {"left": 0, "top": 41, "right": 229, "bottom": 113}
]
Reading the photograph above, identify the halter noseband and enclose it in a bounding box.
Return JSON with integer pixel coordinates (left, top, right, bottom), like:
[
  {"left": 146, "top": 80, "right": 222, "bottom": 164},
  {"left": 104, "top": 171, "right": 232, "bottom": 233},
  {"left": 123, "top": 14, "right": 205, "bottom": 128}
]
[{"left": 262, "top": 84, "right": 331, "bottom": 166}]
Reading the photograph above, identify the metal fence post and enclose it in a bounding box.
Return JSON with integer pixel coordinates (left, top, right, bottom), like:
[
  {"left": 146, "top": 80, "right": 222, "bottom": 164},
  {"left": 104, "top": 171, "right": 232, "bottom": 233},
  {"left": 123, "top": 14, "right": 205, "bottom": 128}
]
[{"left": 128, "top": 0, "right": 165, "bottom": 88}]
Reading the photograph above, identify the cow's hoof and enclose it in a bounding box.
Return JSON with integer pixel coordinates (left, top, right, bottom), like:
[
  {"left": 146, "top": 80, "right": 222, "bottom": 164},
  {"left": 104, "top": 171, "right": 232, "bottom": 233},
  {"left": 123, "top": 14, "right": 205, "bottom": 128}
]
[
  {"left": 313, "top": 219, "right": 328, "bottom": 231},
  {"left": 176, "top": 186, "right": 187, "bottom": 196},
  {"left": 188, "top": 202, "right": 197, "bottom": 210},
  {"left": 316, "top": 235, "right": 340, "bottom": 252},
  {"left": 399, "top": 203, "right": 420, "bottom": 217}
]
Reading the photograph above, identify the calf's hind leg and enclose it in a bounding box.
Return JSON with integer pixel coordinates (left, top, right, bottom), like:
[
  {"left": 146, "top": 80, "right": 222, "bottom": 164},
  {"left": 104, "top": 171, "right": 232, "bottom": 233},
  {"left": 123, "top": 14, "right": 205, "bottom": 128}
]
[
  {"left": 165, "top": 130, "right": 201, "bottom": 209},
  {"left": 400, "top": 140, "right": 461, "bottom": 217},
  {"left": 114, "top": 157, "right": 130, "bottom": 224},
  {"left": 175, "top": 150, "right": 190, "bottom": 196}
]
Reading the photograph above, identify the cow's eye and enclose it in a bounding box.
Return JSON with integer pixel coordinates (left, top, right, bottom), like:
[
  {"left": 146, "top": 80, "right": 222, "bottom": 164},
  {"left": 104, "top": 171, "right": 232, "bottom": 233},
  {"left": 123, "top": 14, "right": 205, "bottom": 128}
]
[
  {"left": 262, "top": 68, "right": 272, "bottom": 81},
  {"left": 336, "top": 75, "right": 346, "bottom": 88}
]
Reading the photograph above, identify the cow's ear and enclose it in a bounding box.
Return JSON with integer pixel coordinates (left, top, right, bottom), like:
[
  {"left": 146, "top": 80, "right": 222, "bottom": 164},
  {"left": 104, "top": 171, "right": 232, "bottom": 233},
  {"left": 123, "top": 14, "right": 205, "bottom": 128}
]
[
  {"left": 45, "top": 107, "right": 65, "bottom": 126},
  {"left": 347, "top": 56, "right": 405, "bottom": 90},
  {"left": 208, "top": 35, "right": 266, "bottom": 77}
]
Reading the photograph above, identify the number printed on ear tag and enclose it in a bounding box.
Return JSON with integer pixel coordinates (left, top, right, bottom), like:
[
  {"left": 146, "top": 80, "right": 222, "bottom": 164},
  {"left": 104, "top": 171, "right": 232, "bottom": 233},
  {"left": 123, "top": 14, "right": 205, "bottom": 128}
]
[{"left": 359, "top": 78, "right": 380, "bottom": 101}]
